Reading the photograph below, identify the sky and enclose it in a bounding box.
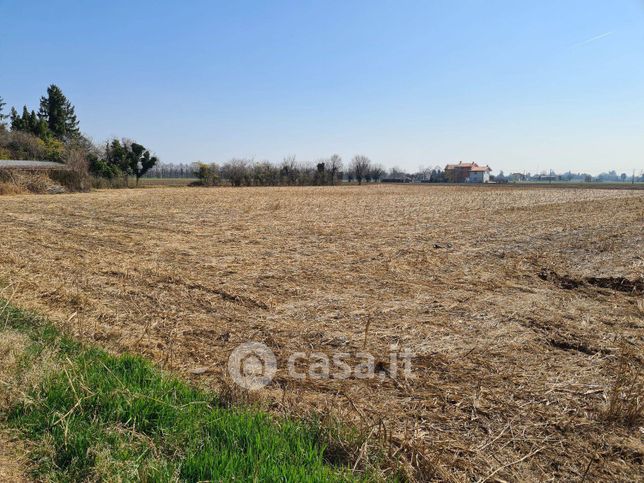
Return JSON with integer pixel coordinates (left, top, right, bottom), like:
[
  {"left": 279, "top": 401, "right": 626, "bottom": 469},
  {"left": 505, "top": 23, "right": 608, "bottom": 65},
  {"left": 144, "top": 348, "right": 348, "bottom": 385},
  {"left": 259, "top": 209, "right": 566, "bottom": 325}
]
[{"left": 1, "top": 0, "right": 643, "bottom": 175}]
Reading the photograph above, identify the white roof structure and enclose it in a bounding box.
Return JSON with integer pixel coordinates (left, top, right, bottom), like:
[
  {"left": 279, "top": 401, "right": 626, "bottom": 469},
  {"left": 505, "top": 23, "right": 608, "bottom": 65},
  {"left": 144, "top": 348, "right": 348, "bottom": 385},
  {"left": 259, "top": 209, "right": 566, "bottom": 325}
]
[{"left": 0, "top": 160, "right": 68, "bottom": 170}]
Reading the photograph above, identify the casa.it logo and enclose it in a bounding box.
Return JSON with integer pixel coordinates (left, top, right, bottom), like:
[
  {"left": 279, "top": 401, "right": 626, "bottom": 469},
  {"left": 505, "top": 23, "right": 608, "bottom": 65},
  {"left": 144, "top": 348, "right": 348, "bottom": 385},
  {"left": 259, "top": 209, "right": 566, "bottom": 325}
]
[
  {"left": 227, "top": 342, "right": 278, "bottom": 390},
  {"left": 227, "top": 341, "right": 413, "bottom": 390}
]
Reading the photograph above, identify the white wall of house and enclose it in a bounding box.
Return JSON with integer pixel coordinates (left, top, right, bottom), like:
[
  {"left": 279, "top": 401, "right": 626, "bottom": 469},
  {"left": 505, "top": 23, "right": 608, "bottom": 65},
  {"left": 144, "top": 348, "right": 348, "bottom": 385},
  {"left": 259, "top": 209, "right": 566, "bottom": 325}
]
[{"left": 468, "top": 171, "right": 489, "bottom": 183}]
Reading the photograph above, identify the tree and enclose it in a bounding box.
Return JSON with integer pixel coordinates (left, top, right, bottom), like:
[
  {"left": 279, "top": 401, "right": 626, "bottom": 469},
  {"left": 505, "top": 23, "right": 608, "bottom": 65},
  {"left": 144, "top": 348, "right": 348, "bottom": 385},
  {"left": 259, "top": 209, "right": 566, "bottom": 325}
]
[
  {"left": 100, "top": 138, "right": 158, "bottom": 185},
  {"left": 252, "top": 161, "right": 280, "bottom": 186},
  {"left": 9, "top": 107, "right": 22, "bottom": 131},
  {"left": 0, "top": 97, "right": 7, "bottom": 127},
  {"left": 280, "top": 155, "right": 298, "bottom": 185},
  {"left": 350, "top": 155, "right": 371, "bottom": 185},
  {"left": 430, "top": 166, "right": 446, "bottom": 182},
  {"left": 369, "top": 164, "right": 385, "bottom": 182},
  {"left": 89, "top": 153, "right": 121, "bottom": 179},
  {"left": 127, "top": 142, "right": 159, "bottom": 186},
  {"left": 38, "top": 84, "right": 80, "bottom": 140},
  {"left": 316, "top": 162, "right": 326, "bottom": 185},
  {"left": 194, "top": 162, "right": 220, "bottom": 186},
  {"left": 10, "top": 106, "right": 49, "bottom": 138},
  {"left": 105, "top": 139, "right": 129, "bottom": 176},
  {"left": 222, "top": 158, "right": 251, "bottom": 186},
  {"left": 328, "top": 154, "right": 342, "bottom": 185}
]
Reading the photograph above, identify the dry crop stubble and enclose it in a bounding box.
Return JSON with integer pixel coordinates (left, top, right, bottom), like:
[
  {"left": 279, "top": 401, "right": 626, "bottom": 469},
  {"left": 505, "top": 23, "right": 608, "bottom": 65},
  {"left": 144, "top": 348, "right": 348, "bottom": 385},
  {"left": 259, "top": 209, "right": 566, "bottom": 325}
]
[{"left": 0, "top": 185, "right": 642, "bottom": 480}]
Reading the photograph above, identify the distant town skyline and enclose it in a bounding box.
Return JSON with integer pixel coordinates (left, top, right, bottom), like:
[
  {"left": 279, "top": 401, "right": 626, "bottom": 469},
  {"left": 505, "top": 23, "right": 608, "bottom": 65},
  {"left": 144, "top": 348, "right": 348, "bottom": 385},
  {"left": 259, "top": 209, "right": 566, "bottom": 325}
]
[{"left": 1, "top": 0, "right": 643, "bottom": 175}]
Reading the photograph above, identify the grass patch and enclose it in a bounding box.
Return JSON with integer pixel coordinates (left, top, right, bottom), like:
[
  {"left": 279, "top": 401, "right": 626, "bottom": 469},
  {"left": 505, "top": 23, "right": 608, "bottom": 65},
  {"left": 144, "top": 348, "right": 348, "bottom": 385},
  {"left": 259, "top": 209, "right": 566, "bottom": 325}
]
[{"left": 0, "top": 303, "right": 363, "bottom": 482}]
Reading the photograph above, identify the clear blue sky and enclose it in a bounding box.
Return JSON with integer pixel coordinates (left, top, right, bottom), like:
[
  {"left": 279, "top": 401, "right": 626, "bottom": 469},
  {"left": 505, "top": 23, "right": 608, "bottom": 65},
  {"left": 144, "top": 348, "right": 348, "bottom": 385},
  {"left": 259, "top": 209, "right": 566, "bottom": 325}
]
[{"left": 1, "top": 0, "right": 643, "bottom": 174}]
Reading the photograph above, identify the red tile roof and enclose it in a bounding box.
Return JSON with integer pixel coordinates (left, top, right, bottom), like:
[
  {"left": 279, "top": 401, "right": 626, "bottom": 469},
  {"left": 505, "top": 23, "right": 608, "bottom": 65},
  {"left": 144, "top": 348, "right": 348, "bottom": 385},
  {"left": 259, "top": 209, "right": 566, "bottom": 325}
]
[{"left": 445, "top": 161, "right": 478, "bottom": 170}]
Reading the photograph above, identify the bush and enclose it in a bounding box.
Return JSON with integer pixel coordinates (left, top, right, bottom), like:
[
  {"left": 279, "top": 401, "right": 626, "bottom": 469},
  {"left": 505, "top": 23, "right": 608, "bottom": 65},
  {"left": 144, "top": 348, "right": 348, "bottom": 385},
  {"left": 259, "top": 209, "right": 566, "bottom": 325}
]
[
  {"left": 49, "top": 170, "right": 88, "bottom": 192},
  {"left": 193, "top": 162, "right": 220, "bottom": 186},
  {"left": 0, "top": 147, "right": 11, "bottom": 160},
  {"left": 88, "top": 154, "right": 122, "bottom": 179},
  {"left": 44, "top": 137, "right": 65, "bottom": 163},
  {"left": 221, "top": 159, "right": 250, "bottom": 187},
  {"left": 0, "top": 130, "right": 48, "bottom": 160}
]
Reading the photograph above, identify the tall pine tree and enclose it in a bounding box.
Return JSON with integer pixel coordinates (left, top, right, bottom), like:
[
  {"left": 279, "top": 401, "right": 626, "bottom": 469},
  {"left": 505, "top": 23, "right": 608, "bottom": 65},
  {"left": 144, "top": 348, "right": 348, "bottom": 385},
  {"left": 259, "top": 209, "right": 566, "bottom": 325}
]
[
  {"left": 0, "top": 96, "right": 7, "bottom": 127},
  {"left": 38, "top": 84, "right": 80, "bottom": 140},
  {"left": 9, "top": 106, "right": 48, "bottom": 137},
  {"left": 9, "top": 107, "right": 22, "bottom": 131}
]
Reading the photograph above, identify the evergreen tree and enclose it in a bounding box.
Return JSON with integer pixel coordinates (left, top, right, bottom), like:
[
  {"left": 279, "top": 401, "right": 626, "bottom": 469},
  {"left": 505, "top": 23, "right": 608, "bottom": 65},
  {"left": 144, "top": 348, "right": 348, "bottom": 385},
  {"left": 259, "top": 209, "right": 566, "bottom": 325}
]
[
  {"left": 0, "top": 96, "right": 7, "bottom": 126},
  {"left": 10, "top": 107, "right": 22, "bottom": 131},
  {"left": 127, "top": 142, "right": 158, "bottom": 186},
  {"left": 38, "top": 84, "right": 80, "bottom": 140},
  {"left": 22, "top": 106, "right": 30, "bottom": 127},
  {"left": 102, "top": 139, "right": 158, "bottom": 185},
  {"left": 10, "top": 106, "right": 49, "bottom": 137},
  {"left": 105, "top": 139, "right": 129, "bottom": 173}
]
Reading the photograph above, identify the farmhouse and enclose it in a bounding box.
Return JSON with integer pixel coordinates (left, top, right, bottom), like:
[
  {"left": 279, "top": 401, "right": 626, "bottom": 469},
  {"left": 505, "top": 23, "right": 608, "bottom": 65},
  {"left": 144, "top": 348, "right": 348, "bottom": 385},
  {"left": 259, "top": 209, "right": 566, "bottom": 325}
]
[{"left": 444, "top": 161, "right": 491, "bottom": 183}]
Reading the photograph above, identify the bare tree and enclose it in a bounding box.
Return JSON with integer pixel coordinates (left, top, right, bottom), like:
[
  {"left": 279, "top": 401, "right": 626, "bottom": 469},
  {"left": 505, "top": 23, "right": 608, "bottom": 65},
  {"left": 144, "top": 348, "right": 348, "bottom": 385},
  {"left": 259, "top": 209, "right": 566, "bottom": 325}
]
[
  {"left": 252, "top": 161, "right": 280, "bottom": 186},
  {"left": 222, "top": 158, "right": 250, "bottom": 186},
  {"left": 62, "top": 147, "right": 91, "bottom": 191},
  {"left": 328, "top": 154, "right": 343, "bottom": 185},
  {"left": 418, "top": 165, "right": 432, "bottom": 181},
  {"left": 280, "top": 155, "right": 298, "bottom": 185},
  {"left": 350, "top": 155, "right": 371, "bottom": 185},
  {"left": 369, "top": 163, "right": 385, "bottom": 182}
]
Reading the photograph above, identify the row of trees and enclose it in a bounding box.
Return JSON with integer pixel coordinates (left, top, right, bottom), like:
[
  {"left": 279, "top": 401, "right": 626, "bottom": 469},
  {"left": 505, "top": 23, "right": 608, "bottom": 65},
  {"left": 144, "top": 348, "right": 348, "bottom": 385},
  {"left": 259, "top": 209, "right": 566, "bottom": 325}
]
[
  {"left": 7, "top": 85, "right": 80, "bottom": 140},
  {"left": 0, "top": 87, "right": 77, "bottom": 163},
  {"left": 189, "top": 155, "right": 386, "bottom": 187},
  {"left": 0, "top": 86, "right": 159, "bottom": 186}
]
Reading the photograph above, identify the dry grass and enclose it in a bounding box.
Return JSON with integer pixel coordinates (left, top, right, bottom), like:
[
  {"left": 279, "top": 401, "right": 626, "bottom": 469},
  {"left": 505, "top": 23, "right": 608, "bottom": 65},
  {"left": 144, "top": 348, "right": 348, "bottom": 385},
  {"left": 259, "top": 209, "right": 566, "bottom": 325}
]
[
  {"left": 0, "top": 169, "right": 66, "bottom": 194},
  {"left": 0, "top": 331, "right": 31, "bottom": 411},
  {"left": 0, "top": 184, "right": 643, "bottom": 481},
  {"left": 602, "top": 341, "right": 643, "bottom": 427},
  {"left": 0, "top": 332, "right": 33, "bottom": 482},
  {"left": 0, "top": 182, "right": 25, "bottom": 196},
  {"left": 0, "top": 328, "right": 59, "bottom": 411},
  {"left": 0, "top": 429, "right": 28, "bottom": 483}
]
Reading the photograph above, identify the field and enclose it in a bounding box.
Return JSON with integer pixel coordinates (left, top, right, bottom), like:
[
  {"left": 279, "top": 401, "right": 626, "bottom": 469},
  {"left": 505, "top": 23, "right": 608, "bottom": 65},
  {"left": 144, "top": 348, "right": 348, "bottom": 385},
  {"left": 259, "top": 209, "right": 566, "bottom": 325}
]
[
  {"left": 0, "top": 184, "right": 642, "bottom": 481},
  {"left": 135, "top": 177, "right": 197, "bottom": 187}
]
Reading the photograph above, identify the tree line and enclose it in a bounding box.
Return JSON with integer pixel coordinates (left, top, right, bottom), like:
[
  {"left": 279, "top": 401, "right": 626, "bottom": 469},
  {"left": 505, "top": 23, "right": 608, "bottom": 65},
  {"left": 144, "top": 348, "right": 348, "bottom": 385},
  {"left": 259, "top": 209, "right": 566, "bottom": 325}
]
[
  {"left": 0, "top": 86, "right": 472, "bottom": 189},
  {"left": 0, "top": 87, "right": 159, "bottom": 186},
  {"left": 188, "top": 155, "right": 386, "bottom": 187}
]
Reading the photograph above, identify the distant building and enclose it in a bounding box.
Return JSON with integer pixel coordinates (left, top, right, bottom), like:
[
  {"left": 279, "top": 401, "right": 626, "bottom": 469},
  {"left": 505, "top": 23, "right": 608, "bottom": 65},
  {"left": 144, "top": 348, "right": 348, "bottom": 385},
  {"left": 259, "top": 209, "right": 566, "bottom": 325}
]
[{"left": 444, "top": 161, "right": 491, "bottom": 183}]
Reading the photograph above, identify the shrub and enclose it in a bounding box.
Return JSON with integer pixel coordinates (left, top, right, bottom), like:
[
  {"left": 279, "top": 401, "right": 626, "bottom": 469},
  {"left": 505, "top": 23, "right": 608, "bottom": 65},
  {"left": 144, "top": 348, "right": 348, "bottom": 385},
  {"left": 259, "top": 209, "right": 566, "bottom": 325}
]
[
  {"left": 43, "top": 136, "right": 65, "bottom": 163},
  {"left": 2, "top": 130, "right": 47, "bottom": 160},
  {"left": 193, "top": 162, "right": 220, "bottom": 186},
  {"left": 89, "top": 155, "right": 122, "bottom": 179}
]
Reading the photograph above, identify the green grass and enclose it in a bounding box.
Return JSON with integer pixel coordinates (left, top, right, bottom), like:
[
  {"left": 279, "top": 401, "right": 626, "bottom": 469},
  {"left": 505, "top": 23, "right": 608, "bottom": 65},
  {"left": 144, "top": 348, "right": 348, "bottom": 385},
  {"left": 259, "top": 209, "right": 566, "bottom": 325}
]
[{"left": 0, "top": 303, "right": 362, "bottom": 482}]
